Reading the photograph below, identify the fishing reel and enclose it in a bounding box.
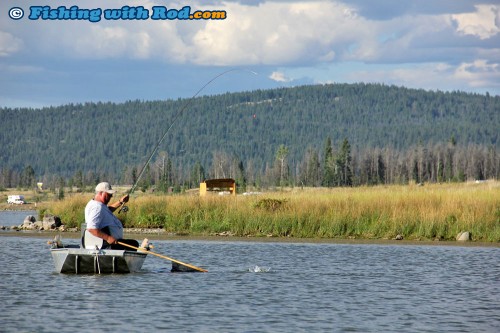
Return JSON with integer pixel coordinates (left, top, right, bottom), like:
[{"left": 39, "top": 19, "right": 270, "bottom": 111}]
[{"left": 118, "top": 205, "right": 129, "bottom": 213}]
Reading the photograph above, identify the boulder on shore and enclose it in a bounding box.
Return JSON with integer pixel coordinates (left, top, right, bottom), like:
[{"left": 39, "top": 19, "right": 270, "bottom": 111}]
[
  {"left": 23, "top": 215, "right": 36, "bottom": 226},
  {"left": 456, "top": 231, "right": 471, "bottom": 241},
  {"left": 43, "top": 215, "right": 62, "bottom": 228},
  {"left": 20, "top": 214, "right": 65, "bottom": 231}
]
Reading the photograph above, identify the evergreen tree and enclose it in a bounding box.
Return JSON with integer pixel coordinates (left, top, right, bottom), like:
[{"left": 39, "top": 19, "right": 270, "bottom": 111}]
[
  {"left": 234, "top": 159, "right": 247, "bottom": 193},
  {"left": 299, "top": 147, "right": 321, "bottom": 187},
  {"left": 190, "top": 161, "right": 205, "bottom": 188},
  {"left": 375, "top": 153, "right": 385, "bottom": 185},
  {"left": 335, "top": 138, "right": 353, "bottom": 186},
  {"left": 139, "top": 165, "right": 152, "bottom": 192},
  {"left": 20, "top": 165, "right": 36, "bottom": 189},
  {"left": 323, "top": 137, "right": 334, "bottom": 187}
]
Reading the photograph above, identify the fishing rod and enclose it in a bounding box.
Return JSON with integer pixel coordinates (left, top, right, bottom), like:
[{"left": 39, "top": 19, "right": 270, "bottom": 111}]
[{"left": 118, "top": 68, "right": 257, "bottom": 213}]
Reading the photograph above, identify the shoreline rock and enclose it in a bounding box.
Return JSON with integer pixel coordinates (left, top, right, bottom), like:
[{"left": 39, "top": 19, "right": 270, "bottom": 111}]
[
  {"left": 8, "top": 214, "right": 66, "bottom": 232},
  {"left": 456, "top": 231, "right": 471, "bottom": 241}
]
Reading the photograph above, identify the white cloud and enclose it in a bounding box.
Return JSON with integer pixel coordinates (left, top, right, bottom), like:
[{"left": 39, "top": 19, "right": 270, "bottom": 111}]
[
  {"left": 0, "top": 31, "right": 23, "bottom": 56},
  {"left": 3, "top": 1, "right": 497, "bottom": 66},
  {"left": 452, "top": 5, "right": 500, "bottom": 40},
  {"left": 337, "top": 60, "right": 500, "bottom": 94},
  {"left": 66, "top": 26, "right": 158, "bottom": 60},
  {"left": 189, "top": 1, "right": 379, "bottom": 65},
  {"left": 0, "top": 1, "right": 367, "bottom": 65},
  {"left": 1, "top": 0, "right": 500, "bottom": 103},
  {"left": 454, "top": 59, "right": 500, "bottom": 88},
  {"left": 254, "top": 62, "right": 464, "bottom": 93},
  {"left": 269, "top": 71, "right": 291, "bottom": 82},
  {"left": 74, "top": 26, "right": 130, "bottom": 58}
]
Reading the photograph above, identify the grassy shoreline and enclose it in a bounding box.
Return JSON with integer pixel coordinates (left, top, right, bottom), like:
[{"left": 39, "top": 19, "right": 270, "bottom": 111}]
[{"left": 24, "top": 181, "right": 499, "bottom": 242}]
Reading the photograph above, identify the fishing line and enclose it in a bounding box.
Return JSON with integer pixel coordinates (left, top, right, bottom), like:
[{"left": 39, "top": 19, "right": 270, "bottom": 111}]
[{"left": 119, "top": 68, "right": 257, "bottom": 213}]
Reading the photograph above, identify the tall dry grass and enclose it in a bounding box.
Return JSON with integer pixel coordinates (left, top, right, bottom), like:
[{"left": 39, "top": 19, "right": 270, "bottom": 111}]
[{"left": 45, "top": 182, "right": 500, "bottom": 241}]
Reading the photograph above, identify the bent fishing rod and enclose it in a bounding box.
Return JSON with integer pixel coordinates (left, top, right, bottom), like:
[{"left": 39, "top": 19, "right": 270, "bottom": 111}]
[{"left": 118, "top": 68, "right": 257, "bottom": 213}]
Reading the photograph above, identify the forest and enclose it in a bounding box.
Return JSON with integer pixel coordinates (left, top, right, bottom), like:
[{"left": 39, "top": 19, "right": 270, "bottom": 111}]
[{"left": 1, "top": 83, "right": 499, "bottom": 192}]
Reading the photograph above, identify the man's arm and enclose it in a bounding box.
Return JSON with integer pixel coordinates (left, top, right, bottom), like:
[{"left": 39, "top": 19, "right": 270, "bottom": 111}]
[
  {"left": 108, "top": 194, "right": 129, "bottom": 212},
  {"left": 87, "top": 228, "right": 117, "bottom": 244}
]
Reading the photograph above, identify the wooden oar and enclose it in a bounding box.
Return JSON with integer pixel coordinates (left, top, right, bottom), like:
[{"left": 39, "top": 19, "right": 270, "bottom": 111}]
[{"left": 117, "top": 241, "right": 208, "bottom": 272}]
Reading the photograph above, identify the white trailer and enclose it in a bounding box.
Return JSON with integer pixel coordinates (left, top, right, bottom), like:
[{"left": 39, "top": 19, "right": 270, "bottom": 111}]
[{"left": 7, "top": 195, "right": 25, "bottom": 204}]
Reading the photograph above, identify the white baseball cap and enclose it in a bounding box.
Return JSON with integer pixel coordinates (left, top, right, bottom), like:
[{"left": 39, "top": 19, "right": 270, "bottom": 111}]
[{"left": 95, "top": 182, "right": 116, "bottom": 194}]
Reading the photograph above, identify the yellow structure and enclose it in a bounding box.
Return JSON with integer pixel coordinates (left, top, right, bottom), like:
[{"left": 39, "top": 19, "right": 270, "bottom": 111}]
[{"left": 200, "top": 178, "right": 236, "bottom": 196}]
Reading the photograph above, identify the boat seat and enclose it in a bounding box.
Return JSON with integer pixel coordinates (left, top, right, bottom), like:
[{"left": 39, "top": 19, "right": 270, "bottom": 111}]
[{"left": 80, "top": 223, "right": 104, "bottom": 249}]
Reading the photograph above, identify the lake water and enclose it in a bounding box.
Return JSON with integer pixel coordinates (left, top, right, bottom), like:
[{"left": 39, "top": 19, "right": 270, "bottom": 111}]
[
  {"left": 0, "top": 213, "right": 499, "bottom": 332},
  {"left": 0, "top": 210, "right": 37, "bottom": 227}
]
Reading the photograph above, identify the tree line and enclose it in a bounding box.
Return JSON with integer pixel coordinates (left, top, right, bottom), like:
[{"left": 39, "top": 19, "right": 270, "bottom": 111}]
[
  {"left": 1, "top": 82, "right": 498, "bottom": 192},
  {"left": 1, "top": 137, "right": 498, "bottom": 193}
]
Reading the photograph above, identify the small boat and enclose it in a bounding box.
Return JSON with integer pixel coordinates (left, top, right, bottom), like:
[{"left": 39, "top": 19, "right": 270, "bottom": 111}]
[
  {"left": 50, "top": 246, "right": 148, "bottom": 274},
  {"left": 49, "top": 231, "right": 204, "bottom": 274},
  {"left": 49, "top": 228, "right": 148, "bottom": 274}
]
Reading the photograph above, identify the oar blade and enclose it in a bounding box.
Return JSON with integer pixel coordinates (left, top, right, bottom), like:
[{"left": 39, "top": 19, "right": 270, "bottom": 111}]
[{"left": 171, "top": 262, "right": 205, "bottom": 273}]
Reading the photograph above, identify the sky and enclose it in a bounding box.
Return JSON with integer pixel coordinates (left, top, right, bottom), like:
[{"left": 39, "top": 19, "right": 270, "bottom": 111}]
[{"left": 1, "top": 0, "right": 499, "bottom": 108}]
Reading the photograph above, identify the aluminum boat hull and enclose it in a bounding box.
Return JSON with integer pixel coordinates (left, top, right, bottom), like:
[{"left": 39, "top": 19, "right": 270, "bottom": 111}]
[{"left": 50, "top": 247, "right": 147, "bottom": 274}]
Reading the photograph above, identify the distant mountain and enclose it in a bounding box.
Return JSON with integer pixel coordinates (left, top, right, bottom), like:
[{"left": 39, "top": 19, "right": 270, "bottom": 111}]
[{"left": 1, "top": 83, "right": 498, "bottom": 185}]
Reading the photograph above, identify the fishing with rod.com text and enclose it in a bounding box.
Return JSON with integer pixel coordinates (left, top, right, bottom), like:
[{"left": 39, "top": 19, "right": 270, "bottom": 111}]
[{"left": 9, "top": 5, "right": 227, "bottom": 22}]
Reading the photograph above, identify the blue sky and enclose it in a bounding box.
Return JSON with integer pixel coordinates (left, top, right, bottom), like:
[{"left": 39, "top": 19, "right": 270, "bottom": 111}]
[{"left": 1, "top": 0, "right": 499, "bottom": 108}]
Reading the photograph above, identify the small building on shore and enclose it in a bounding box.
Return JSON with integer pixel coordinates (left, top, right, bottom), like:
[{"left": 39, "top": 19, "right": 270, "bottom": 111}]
[{"left": 200, "top": 178, "right": 236, "bottom": 196}]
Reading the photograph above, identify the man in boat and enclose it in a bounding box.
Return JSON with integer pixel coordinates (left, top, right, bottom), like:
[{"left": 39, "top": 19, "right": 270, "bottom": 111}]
[{"left": 84, "top": 182, "right": 139, "bottom": 250}]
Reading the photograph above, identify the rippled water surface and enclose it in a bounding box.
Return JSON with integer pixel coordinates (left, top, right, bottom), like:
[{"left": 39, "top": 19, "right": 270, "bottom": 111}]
[
  {"left": 1, "top": 234, "right": 499, "bottom": 332},
  {"left": 0, "top": 210, "right": 37, "bottom": 227}
]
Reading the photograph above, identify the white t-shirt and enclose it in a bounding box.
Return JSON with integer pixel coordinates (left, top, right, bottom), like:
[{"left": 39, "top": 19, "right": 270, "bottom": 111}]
[{"left": 84, "top": 199, "right": 124, "bottom": 240}]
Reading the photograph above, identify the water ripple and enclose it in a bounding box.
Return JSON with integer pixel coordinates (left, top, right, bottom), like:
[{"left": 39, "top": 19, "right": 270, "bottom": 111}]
[{"left": 0, "top": 237, "right": 498, "bottom": 332}]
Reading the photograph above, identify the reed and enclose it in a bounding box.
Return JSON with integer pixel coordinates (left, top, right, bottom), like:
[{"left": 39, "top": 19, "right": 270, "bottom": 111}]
[
  {"left": 43, "top": 194, "right": 87, "bottom": 226},
  {"left": 46, "top": 182, "right": 500, "bottom": 242}
]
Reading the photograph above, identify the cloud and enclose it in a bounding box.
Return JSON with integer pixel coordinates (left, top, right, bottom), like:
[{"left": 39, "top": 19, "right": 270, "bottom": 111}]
[
  {"left": 269, "top": 71, "right": 291, "bottom": 82},
  {"left": 1, "top": 0, "right": 499, "bottom": 106},
  {"left": 345, "top": 0, "right": 482, "bottom": 20},
  {"left": 1, "top": 1, "right": 369, "bottom": 65},
  {"left": 454, "top": 59, "right": 500, "bottom": 88},
  {"left": 452, "top": 5, "right": 500, "bottom": 40},
  {"left": 190, "top": 1, "right": 351, "bottom": 65},
  {"left": 68, "top": 26, "right": 156, "bottom": 60},
  {"left": 0, "top": 31, "right": 23, "bottom": 56},
  {"left": 3, "top": 1, "right": 498, "bottom": 67},
  {"left": 337, "top": 60, "right": 500, "bottom": 94},
  {"left": 274, "top": 58, "right": 500, "bottom": 95}
]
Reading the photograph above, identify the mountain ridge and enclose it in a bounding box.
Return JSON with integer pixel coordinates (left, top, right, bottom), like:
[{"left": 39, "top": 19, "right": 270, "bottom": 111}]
[{"left": 1, "top": 82, "right": 498, "bottom": 186}]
